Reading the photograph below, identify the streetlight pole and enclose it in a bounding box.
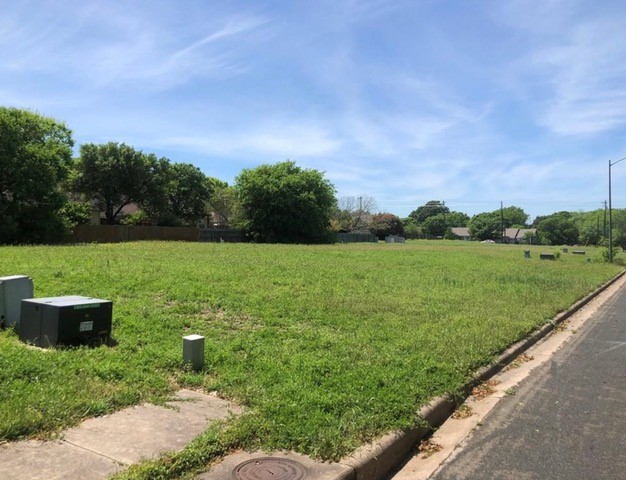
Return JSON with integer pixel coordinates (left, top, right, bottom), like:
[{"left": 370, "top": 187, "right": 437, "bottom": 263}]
[{"left": 608, "top": 157, "right": 626, "bottom": 262}]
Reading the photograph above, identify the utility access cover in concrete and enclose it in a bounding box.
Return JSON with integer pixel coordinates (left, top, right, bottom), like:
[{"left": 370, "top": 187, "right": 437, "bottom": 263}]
[{"left": 233, "top": 457, "right": 307, "bottom": 480}]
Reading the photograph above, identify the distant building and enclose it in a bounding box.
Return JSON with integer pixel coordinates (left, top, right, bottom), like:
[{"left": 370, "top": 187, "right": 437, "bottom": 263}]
[
  {"left": 450, "top": 227, "right": 538, "bottom": 243},
  {"left": 450, "top": 227, "right": 472, "bottom": 241},
  {"left": 503, "top": 228, "right": 538, "bottom": 244}
]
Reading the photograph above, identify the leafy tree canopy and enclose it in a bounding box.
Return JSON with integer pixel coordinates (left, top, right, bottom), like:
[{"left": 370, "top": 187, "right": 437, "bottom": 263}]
[
  {"left": 71, "top": 142, "right": 163, "bottom": 225},
  {"left": 421, "top": 214, "right": 448, "bottom": 238},
  {"left": 235, "top": 161, "right": 336, "bottom": 243},
  {"left": 466, "top": 205, "right": 529, "bottom": 241},
  {"left": 409, "top": 200, "right": 449, "bottom": 224},
  {"left": 0, "top": 107, "right": 74, "bottom": 244},
  {"left": 531, "top": 210, "right": 571, "bottom": 228},
  {"left": 537, "top": 214, "right": 579, "bottom": 246},
  {"left": 468, "top": 212, "right": 502, "bottom": 241},
  {"left": 446, "top": 211, "right": 470, "bottom": 227},
  {"left": 144, "top": 161, "right": 211, "bottom": 226},
  {"left": 501, "top": 206, "right": 529, "bottom": 227},
  {"left": 370, "top": 213, "right": 404, "bottom": 239}
]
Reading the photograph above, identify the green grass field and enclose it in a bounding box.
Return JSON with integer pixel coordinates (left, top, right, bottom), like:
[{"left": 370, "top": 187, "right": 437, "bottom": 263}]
[{"left": 0, "top": 241, "right": 621, "bottom": 477}]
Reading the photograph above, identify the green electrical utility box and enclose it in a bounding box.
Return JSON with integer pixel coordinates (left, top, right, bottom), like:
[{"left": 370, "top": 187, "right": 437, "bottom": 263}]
[{"left": 20, "top": 296, "right": 112, "bottom": 347}]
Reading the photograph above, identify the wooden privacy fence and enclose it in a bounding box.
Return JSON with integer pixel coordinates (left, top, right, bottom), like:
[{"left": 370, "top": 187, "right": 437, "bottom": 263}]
[
  {"left": 198, "top": 229, "right": 246, "bottom": 243},
  {"left": 69, "top": 225, "right": 200, "bottom": 243},
  {"left": 69, "top": 226, "right": 378, "bottom": 244},
  {"left": 336, "top": 232, "right": 379, "bottom": 243}
]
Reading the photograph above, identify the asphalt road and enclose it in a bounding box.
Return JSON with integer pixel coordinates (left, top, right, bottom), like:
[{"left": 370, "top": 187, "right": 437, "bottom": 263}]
[{"left": 432, "top": 284, "right": 626, "bottom": 480}]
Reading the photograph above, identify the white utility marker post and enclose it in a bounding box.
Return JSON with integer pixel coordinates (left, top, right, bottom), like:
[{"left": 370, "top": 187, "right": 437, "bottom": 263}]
[{"left": 183, "top": 334, "right": 205, "bottom": 371}]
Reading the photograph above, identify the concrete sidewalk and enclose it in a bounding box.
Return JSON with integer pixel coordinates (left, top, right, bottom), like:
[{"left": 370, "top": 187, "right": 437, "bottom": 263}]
[{"left": 0, "top": 390, "right": 241, "bottom": 480}]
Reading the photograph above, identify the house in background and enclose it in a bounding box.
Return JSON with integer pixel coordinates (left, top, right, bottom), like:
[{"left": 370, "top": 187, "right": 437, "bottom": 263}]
[
  {"left": 450, "top": 227, "right": 472, "bottom": 241},
  {"left": 96, "top": 203, "right": 151, "bottom": 225},
  {"left": 450, "top": 227, "right": 538, "bottom": 243},
  {"left": 503, "top": 228, "right": 538, "bottom": 244}
]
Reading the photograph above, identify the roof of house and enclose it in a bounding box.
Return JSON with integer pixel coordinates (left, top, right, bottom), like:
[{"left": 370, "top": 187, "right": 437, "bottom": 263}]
[
  {"left": 99, "top": 203, "right": 141, "bottom": 219},
  {"left": 451, "top": 227, "right": 471, "bottom": 237},
  {"left": 504, "top": 228, "right": 537, "bottom": 239}
]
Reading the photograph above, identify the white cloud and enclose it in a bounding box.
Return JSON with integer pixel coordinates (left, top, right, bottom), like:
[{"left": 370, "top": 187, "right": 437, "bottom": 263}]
[
  {"left": 0, "top": 2, "right": 270, "bottom": 90},
  {"left": 495, "top": 1, "right": 626, "bottom": 136},
  {"left": 152, "top": 123, "right": 341, "bottom": 159}
]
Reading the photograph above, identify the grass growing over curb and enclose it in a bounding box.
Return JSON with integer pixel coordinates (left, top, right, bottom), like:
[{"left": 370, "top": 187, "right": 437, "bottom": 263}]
[{"left": 0, "top": 241, "right": 621, "bottom": 475}]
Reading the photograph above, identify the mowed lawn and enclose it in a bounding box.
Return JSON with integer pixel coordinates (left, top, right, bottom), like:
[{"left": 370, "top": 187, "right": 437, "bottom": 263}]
[{"left": 0, "top": 241, "right": 621, "bottom": 461}]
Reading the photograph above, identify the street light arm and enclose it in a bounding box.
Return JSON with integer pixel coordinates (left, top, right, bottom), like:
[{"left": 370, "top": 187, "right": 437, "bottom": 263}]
[{"left": 610, "top": 157, "right": 626, "bottom": 167}]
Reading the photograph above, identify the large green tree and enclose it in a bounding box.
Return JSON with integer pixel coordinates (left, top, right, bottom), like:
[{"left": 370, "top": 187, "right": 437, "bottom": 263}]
[
  {"left": 0, "top": 107, "right": 74, "bottom": 244},
  {"left": 536, "top": 212, "right": 579, "bottom": 245},
  {"left": 422, "top": 211, "right": 470, "bottom": 238},
  {"left": 235, "top": 161, "right": 336, "bottom": 243},
  {"left": 409, "top": 200, "right": 449, "bottom": 224},
  {"left": 144, "top": 161, "right": 211, "bottom": 226},
  {"left": 421, "top": 214, "right": 448, "bottom": 238},
  {"left": 501, "top": 206, "right": 529, "bottom": 227},
  {"left": 467, "top": 206, "right": 529, "bottom": 241},
  {"left": 468, "top": 212, "right": 502, "bottom": 241},
  {"left": 369, "top": 213, "right": 404, "bottom": 239},
  {"left": 72, "top": 142, "right": 162, "bottom": 224}
]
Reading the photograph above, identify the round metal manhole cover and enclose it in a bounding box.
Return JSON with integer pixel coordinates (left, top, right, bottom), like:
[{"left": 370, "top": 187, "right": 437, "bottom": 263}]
[{"left": 232, "top": 457, "right": 307, "bottom": 480}]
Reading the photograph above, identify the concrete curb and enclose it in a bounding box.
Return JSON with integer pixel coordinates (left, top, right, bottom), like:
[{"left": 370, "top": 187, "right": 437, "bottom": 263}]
[{"left": 337, "top": 270, "right": 626, "bottom": 480}]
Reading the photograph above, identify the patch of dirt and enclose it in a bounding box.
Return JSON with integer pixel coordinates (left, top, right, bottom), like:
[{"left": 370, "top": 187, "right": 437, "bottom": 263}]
[
  {"left": 451, "top": 404, "right": 474, "bottom": 419},
  {"left": 505, "top": 353, "right": 534, "bottom": 370},
  {"left": 418, "top": 439, "right": 443, "bottom": 458},
  {"left": 470, "top": 380, "right": 499, "bottom": 400}
]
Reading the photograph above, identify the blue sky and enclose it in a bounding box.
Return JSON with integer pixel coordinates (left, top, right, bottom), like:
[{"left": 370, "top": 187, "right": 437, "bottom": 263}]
[{"left": 3, "top": 0, "right": 626, "bottom": 221}]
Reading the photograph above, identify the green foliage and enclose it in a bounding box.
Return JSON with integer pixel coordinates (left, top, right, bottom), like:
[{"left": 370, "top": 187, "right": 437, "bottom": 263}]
[
  {"left": 501, "top": 206, "right": 529, "bottom": 227},
  {"left": 369, "top": 213, "right": 404, "bottom": 239},
  {"left": 235, "top": 161, "right": 336, "bottom": 243},
  {"left": 468, "top": 212, "right": 501, "bottom": 241},
  {"left": 59, "top": 201, "right": 93, "bottom": 230},
  {"left": 144, "top": 162, "right": 210, "bottom": 226},
  {"left": 467, "top": 206, "right": 529, "bottom": 241},
  {"left": 0, "top": 107, "right": 74, "bottom": 244},
  {"left": 421, "top": 214, "right": 447, "bottom": 238},
  {"left": 120, "top": 210, "right": 149, "bottom": 226},
  {"left": 446, "top": 211, "right": 470, "bottom": 227},
  {"left": 402, "top": 217, "right": 422, "bottom": 239},
  {"left": 598, "top": 247, "right": 621, "bottom": 263},
  {"left": 537, "top": 212, "right": 579, "bottom": 245},
  {"left": 0, "top": 241, "right": 620, "bottom": 473},
  {"left": 207, "top": 179, "right": 241, "bottom": 228},
  {"left": 409, "top": 200, "right": 449, "bottom": 224},
  {"left": 569, "top": 209, "right": 605, "bottom": 245},
  {"left": 71, "top": 142, "right": 163, "bottom": 225}
]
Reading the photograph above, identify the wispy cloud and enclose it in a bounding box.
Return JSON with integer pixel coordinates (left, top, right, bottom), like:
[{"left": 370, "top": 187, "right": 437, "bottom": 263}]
[
  {"left": 495, "top": 1, "right": 626, "bottom": 136},
  {"left": 3, "top": 0, "right": 626, "bottom": 219},
  {"left": 0, "top": 1, "right": 270, "bottom": 89},
  {"left": 153, "top": 122, "right": 341, "bottom": 159}
]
